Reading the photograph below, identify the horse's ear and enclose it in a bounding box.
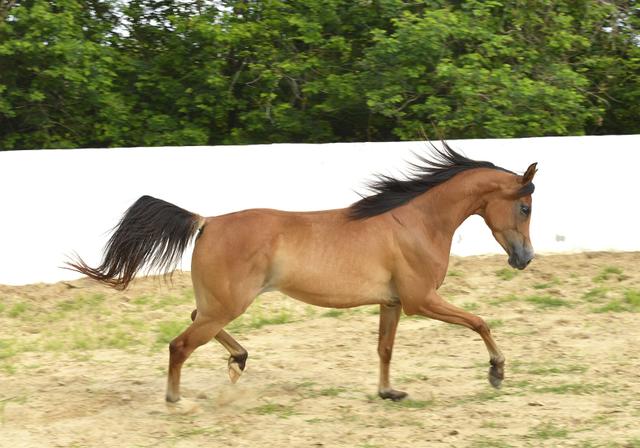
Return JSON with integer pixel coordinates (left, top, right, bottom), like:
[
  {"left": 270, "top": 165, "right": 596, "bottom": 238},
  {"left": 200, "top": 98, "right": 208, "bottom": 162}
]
[{"left": 522, "top": 162, "right": 538, "bottom": 184}]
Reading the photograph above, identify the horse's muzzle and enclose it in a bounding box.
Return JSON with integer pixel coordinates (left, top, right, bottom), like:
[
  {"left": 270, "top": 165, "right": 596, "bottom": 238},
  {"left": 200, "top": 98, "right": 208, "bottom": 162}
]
[{"left": 508, "top": 247, "right": 534, "bottom": 270}]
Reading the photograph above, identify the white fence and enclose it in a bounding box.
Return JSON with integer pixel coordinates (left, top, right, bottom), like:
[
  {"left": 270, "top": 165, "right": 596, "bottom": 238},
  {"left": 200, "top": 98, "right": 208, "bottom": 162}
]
[{"left": 1, "top": 135, "right": 638, "bottom": 285}]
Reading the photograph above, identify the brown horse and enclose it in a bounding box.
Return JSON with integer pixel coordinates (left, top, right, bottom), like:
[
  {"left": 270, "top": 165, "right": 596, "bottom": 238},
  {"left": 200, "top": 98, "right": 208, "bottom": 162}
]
[{"left": 67, "top": 143, "right": 537, "bottom": 402}]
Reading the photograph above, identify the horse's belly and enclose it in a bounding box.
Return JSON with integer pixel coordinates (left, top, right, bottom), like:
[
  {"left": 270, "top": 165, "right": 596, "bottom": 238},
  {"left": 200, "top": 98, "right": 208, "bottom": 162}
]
[
  {"left": 279, "top": 285, "right": 396, "bottom": 308},
  {"left": 273, "top": 264, "right": 396, "bottom": 308}
]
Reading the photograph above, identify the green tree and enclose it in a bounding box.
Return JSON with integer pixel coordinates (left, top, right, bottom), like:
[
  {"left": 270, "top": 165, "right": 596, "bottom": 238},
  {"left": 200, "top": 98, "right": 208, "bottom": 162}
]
[
  {"left": 0, "top": 0, "right": 127, "bottom": 149},
  {"left": 360, "top": 0, "right": 626, "bottom": 139},
  {"left": 214, "top": 0, "right": 410, "bottom": 143},
  {"left": 581, "top": 0, "right": 640, "bottom": 134},
  {"left": 0, "top": 0, "right": 638, "bottom": 149}
]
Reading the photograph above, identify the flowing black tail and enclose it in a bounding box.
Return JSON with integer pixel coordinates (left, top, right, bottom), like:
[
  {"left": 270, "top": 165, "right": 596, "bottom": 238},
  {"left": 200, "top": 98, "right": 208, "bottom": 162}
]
[{"left": 66, "top": 195, "right": 204, "bottom": 290}]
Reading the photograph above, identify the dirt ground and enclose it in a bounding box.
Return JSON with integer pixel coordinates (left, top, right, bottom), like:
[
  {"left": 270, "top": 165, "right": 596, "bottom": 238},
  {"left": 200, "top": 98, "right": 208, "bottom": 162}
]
[{"left": 1, "top": 252, "right": 640, "bottom": 448}]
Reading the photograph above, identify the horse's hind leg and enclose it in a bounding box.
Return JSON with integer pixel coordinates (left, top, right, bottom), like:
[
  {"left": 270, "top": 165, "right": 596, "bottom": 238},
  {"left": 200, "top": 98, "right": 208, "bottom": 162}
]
[
  {"left": 166, "top": 315, "right": 226, "bottom": 403},
  {"left": 216, "top": 330, "right": 248, "bottom": 384},
  {"left": 377, "top": 303, "right": 407, "bottom": 401},
  {"left": 190, "top": 310, "right": 248, "bottom": 384}
]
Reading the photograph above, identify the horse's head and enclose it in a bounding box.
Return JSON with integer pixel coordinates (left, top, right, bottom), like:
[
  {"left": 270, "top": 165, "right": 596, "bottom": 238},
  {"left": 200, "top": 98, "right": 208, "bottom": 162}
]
[{"left": 480, "top": 163, "right": 537, "bottom": 270}]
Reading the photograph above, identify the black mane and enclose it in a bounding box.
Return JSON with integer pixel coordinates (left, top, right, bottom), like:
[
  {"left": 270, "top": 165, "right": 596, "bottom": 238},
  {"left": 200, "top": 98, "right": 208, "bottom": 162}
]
[{"left": 348, "top": 142, "right": 514, "bottom": 220}]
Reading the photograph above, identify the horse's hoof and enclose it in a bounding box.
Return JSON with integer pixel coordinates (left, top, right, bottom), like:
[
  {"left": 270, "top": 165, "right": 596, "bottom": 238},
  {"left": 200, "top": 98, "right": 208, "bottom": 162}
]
[
  {"left": 378, "top": 389, "right": 408, "bottom": 401},
  {"left": 228, "top": 361, "right": 243, "bottom": 384},
  {"left": 165, "top": 393, "right": 180, "bottom": 403},
  {"left": 488, "top": 364, "right": 504, "bottom": 389}
]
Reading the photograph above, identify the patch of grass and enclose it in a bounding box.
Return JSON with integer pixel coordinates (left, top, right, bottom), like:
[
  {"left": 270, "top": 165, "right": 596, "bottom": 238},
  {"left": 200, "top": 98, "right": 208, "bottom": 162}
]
[
  {"left": 56, "top": 293, "right": 106, "bottom": 312},
  {"left": 526, "top": 364, "right": 588, "bottom": 375},
  {"left": 447, "top": 270, "right": 463, "bottom": 277},
  {"left": 318, "top": 387, "right": 346, "bottom": 397},
  {"left": 47, "top": 294, "right": 109, "bottom": 322},
  {"left": 42, "top": 339, "right": 65, "bottom": 351},
  {"left": 305, "top": 417, "right": 325, "bottom": 424},
  {"left": 0, "top": 302, "right": 5, "bottom": 315},
  {"left": 0, "top": 362, "right": 16, "bottom": 375},
  {"left": 593, "top": 289, "right": 640, "bottom": 313},
  {"left": 132, "top": 295, "right": 153, "bottom": 306},
  {"left": 480, "top": 421, "right": 505, "bottom": 429},
  {"left": 486, "top": 318, "right": 504, "bottom": 328},
  {"left": 496, "top": 268, "right": 518, "bottom": 281},
  {"left": 593, "top": 301, "right": 628, "bottom": 313},
  {"left": 387, "top": 398, "right": 434, "bottom": 409},
  {"left": 507, "top": 380, "right": 534, "bottom": 393},
  {"left": 121, "top": 317, "right": 148, "bottom": 332},
  {"left": 227, "top": 309, "right": 296, "bottom": 333},
  {"left": 0, "top": 353, "right": 18, "bottom": 374},
  {"left": 156, "top": 320, "right": 188, "bottom": 344},
  {"left": 322, "top": 309, "right": 344, "bottom": 318},
  {"left": 577, "top": 440, "right": 607, "bottom": 448},
  {"left": 464, "top": 379, "right": 532, "bottom": 403},
  {"left": 39, "top": 323, "right": 144, "bottom": 352},
  {"left": 525, "top": 294, "right": 571, "bottom": 309},
  {"left": 532, "top": 276, "right": 562, "bottom": 290},
  {"left": 470, "top": 437, "right": 514, "bottom": 448},
  {"left": 0, "top": 340, "right": 17, "bottom": 360},
  {"left": 104, "top": 330, "right": 140, "bottom": 349},
  {"left": 8, "top": 302, "right": 29, "bottom": 318},
  {"left": 173, "top": 426, "right": 219, "bottom": 438},
  {"left": 397, "top": 373, "right": 429, "bottom": 384},
  {"left": 250, "top": 403, "right": 297, "bottom": 419},
  {"left": 489, "top": 294, "right": 520, "bottom": 306},
  {"left": 248, "top": 310, "right": 294, "bottom": 329},
  {"left": 462, "top": 302, "right": 479, "bottom": 311},
  {"left": 71, "top": 333, "right": 93, "bottom": 350},
  {"left": 366, "top": 306, "right": 380, "bottom": 315},
  {"left": 625, "top": 289, "right": 640, "bottom": 308},
  {"left": 528, "top": 422, "right": 568, "bottom": 439},
  {"left": 582, "top": 287, "right": 610, "bottom": 302},
  {"left": 535, "top": 382, "right": 605, "bottom": 395},
  {"left": 300, "top": 384, "right": 348, "bottom": 399},
  {"left": 593, "top": 266, "right": 626, "bottom": 283},
  {"left": 464, "top": 389, "right": 503, "bottom": 403},
  {"left": 150, "top": 294, "right": 185, "bottom": 310}
]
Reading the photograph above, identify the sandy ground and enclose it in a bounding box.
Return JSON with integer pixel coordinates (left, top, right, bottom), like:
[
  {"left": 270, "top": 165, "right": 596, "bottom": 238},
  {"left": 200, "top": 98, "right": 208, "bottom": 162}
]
[{"left": 1, "top": 252, "right": 640, "bottom": 448}]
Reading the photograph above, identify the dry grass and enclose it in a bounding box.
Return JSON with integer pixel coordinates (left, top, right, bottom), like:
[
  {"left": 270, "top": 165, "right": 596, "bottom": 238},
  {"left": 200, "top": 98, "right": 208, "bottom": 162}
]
[{"left": 1, "top": 252, "right": 640, "bottom": 447}]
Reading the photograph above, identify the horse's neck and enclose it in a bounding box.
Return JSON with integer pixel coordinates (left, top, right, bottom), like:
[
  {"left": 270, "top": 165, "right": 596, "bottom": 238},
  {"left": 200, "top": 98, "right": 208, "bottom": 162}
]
[{"left": 411, "top": 169, "right": 495, "bottom": 240}]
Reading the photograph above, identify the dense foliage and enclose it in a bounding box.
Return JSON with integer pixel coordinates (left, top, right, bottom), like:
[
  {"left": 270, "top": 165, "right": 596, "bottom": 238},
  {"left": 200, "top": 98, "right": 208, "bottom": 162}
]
[{"left": 0, "top": 0, "right": 638, "bottom": 149}]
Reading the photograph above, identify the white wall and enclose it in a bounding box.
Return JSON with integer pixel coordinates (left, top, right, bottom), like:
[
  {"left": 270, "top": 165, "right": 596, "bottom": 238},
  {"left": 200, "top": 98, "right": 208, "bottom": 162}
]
[{"left": 1, "top": 135, "right": 638, "bottom": 285}]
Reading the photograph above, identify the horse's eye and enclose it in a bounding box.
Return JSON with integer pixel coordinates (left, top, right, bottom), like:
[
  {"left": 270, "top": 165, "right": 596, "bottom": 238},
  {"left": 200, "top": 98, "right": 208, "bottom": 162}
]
[{"left": 520, "top": 204, "right": 531, "bottom": 216}]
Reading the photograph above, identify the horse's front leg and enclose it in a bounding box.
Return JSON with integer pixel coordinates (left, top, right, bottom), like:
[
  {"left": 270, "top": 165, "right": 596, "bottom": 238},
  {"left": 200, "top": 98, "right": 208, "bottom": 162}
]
[
  {"left": 377, "top": 303, "right": 408, "bottom": 401},
  {"left": 407, "top": 290, "right": 505, "bottom": 388}
]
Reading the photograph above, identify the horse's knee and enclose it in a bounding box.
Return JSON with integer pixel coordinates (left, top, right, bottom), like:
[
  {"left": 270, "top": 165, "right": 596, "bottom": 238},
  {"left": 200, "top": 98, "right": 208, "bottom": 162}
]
[
  {"left": 169, "top": 338, "right": 182, "bottom": 354},
  {"left": 472, "top": 317, "right": 490, "bottom": 335},
  {"left": 169, "top": 338, "right": 187, "bottom": 363},
  {"left": 378, "top": 345, "right": 393, "bottom": 363}
]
